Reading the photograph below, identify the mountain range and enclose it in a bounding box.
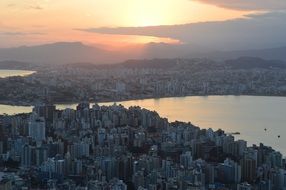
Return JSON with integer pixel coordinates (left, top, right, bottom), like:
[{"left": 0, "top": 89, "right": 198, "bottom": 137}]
[{"left": 0, "top": 42, "right": 286, "bottom": 66}]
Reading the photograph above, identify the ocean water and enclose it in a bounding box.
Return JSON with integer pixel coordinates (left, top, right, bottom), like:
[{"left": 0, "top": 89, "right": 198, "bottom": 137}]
[
  {"left": 0, "top": 69, "right": 35, "bottom": 78},
  {"left": 1, "top": 96, "right": 286, "bottom": 155}
]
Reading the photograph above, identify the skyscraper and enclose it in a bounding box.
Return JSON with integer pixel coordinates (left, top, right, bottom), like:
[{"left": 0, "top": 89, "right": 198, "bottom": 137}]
[
  {"left": 240, "top": 158, "right": 257, "bottom": 183},
  {"left": 28, "top": 116, "right": 46, "bottom": 141},
  {"left": 21, "top": 144, "right": 32, "bottom": 167}
]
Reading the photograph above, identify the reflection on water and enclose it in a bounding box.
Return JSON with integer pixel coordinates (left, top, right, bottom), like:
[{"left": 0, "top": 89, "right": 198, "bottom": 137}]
[
  {"left": 1, "top": 96, "right": 286, "bottom": 154},
  {"left": 0, "top": 104, "right": 32, "bottom": 115},
  {"left": 0, "top": 70, "right": 35, "bottom": 78},
  {"left": 59, "top": 96, "right": 286, "bottom": 155}
]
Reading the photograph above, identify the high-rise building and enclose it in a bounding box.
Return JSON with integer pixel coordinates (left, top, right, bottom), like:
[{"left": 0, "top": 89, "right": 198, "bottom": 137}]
[
  {"left": 240, "top": 158, "right": 256, "bottom": 183},
  {"left": 33, "top": 104, "right": 56, "bottom": 122},
  {"left": 21, "top": 144, "right": 32, "bottom": 167},
  {"left": 180, "top": 151, "right": 193, "bottom": 169},
  {"left": 70, "top": 142, "right": 90, "bottom": 159},
  {"left": 217, "top": 158, "right": 241, "bottom": 184},
  {"left": 0, "top": 179, "right": 12, "bottom": 190},
  {"left": 28, "top": 116, "right": 46, "bottom": 141},
  {"left": 98, "top": 127, "right": 106, "bottom": 146},
  {"left": 237, "top": 182, "right": 252, "bottom": 190},
  {"left": 110, "top": 179, "right": 128, "bottom": 190},
  {"left": 35, "top": 146, "right": 48, "bottom": 166}
]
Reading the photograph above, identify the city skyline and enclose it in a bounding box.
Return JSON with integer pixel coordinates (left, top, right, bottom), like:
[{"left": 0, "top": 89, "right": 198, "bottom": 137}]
[{"left": 1, "top": 1, "right": 286, "bottom": 189}]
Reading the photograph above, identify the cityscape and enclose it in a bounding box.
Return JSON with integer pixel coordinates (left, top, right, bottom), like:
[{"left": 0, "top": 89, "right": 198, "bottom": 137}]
[
  {"left": 0, "top": 102, "right": 284, "bottom": 190},
  {"left": 1, "top": 0, "right": 286, "bottom": 190},
  {"left": 1, "top": 57, "right": 286, "bottom": 106}
]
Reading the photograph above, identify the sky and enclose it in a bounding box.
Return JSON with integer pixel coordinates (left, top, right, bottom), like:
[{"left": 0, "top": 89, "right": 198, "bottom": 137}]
[
  {"left": 0, "top": 0, "right": 255, "bottom": 48},
  {"left": 0, "top": 0, "right": 285, "bottom": 50}
]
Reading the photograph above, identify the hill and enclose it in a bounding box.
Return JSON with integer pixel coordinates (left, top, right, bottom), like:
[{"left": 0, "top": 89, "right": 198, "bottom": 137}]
[{"left": 0, "top": 42, "right": 119, "bottom": 65}]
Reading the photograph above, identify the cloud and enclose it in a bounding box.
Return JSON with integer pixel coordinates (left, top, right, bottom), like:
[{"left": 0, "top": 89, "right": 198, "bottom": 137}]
[
  {"left": 6, "top": 2, "right": 43, "bottom": 10},
  {"left": 7, "top": 3, "right": 16, "bottom": 8},
  {"left": 0, "top": 32, "right": 45, "bottom": 36},
  {"left": 193, "top": 0, "right": 286, "bottom": 10},
  {"left": 77, "top": 11, "right": 286, "bottom": 51},
  {"left": 28, "top": 5, "right": 43, "bottom": 10}
]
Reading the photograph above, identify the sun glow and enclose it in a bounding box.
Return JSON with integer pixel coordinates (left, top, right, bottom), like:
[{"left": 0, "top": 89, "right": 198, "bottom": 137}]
[
  {"left": 128, "top": 0, "right": 173, "bottom": 27},
  {"left": 120, "top": 0, "right": 254, "bottom": 27},
  {"left": 0, "top": 0, "right": 255, "bottom": 47}
]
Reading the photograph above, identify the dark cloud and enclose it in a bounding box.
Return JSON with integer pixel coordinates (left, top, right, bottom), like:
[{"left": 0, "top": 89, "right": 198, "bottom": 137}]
[
  {"left": 28, "top": 5, "right": 43, "bottom": 10},
  {"left": 0, "top": 32, "right": 26, "bottom": 36},
  {"left": 193, "top": 0, "right": 286, "bottom": 10},
  {"left": 6, "top": 2, "right": 43, "bottom": 10},
  {"left": 77, "top": 11, "right": 286, "bottom": 51},
  {"left": 7, "top": 3, "right": 16, "bottom": 8},
  {"left": 0, "top": 32, "right": 45, "bottom": 36}
]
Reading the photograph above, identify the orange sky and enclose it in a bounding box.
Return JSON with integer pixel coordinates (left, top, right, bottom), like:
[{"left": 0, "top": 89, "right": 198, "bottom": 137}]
[{"left": 0, "top": 0, "right": 255, "bottom": 48}]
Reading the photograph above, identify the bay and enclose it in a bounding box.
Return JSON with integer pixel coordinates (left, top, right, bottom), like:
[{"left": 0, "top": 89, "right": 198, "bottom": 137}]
[
  {"left": 0, "top": 70, "right": 35, "bottom": 78},
  {"left": 0, "top": 96, "right": 285, "bottom": 155}
]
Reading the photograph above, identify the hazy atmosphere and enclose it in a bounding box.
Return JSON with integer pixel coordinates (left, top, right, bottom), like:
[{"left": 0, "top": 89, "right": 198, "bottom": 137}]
[{"left": 1, "top": 1, "right": 286, "bottom": 190}]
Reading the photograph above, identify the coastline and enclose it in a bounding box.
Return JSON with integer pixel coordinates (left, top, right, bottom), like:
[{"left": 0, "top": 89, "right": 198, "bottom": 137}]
[
  {"left": 1, "top": 93, "right": 286, "bottom": 107},
  {"left": 1, "top": 95, "right": 286, "bottom": 155}
]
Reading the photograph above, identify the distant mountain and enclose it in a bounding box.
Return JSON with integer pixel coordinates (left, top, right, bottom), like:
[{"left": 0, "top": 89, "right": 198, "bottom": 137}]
[
  {"left": 140, "top": 42, "right": 212, "bottom": 59},
  {"left": 0, "top": 42, "right": 123, "bottom": 65},
  {"left": 1, "top": 41, "right": 286, "bottom": 67},
  {"left": 65, "top": 59, "right": 180, "bottom": 70},
  {"left": 0, "top": 60, "right": 34, "bottom": 70},
  {"left": 224, "top": 57, "right": 286, "bottom": 69},
  {"left": 207, "top": 46, "right": 286, "bottom": 61},
  {"left": 140, "top": 43, "right": 286, "bottom": 62},
  {"left": 119, "top": 57, "right": 286, "bottom": 70},
  {"left": 66, "top": 57, "right": 286, "bottom": 71},
  {"left": 120, "top": 58, "right": 180, "bottom": 69}
]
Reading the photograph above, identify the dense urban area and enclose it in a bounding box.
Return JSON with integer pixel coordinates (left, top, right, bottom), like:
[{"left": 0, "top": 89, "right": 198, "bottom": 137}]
[
  {"left": 2, "top": 0, "right": 286, "bottom": 189},
  {"left": 0, "top": 102, "right": 285, "bottom": 190},
  {"left": 1, "top": 57, "right": 286, "bottom": 106},
  {"left": 0, "top": 57, "right": 286, "bottom": 190}
]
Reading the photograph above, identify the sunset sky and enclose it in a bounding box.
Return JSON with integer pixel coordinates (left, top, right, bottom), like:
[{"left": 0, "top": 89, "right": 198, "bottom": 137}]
[
  {"left": 1, "top": 0, "right": 286, "bottom": 50},
  {"left": 0, "top": 0, "right": 260, "bottom": 48}
]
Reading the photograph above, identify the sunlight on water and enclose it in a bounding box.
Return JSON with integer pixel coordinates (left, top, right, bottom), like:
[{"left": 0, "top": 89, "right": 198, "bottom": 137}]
[
  {"left": 1, "top": 96, "right": 286, "bottom": 154},
  {"left": 60, "top": 96, "right": 286, "bottom": 155},
  {"left": 0, "top": 70, "right": 35, "bottom": 78}
]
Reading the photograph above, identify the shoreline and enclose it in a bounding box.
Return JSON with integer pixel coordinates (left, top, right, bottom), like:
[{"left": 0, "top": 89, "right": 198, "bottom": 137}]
[
  {"left": 1, "top": 93, "right": 286, "bottom": 107},
  {"left": 1, "top": 94, "right": 286, "bottom": 156}
]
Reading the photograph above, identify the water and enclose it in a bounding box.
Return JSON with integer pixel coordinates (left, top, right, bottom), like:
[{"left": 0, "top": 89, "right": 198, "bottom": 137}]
[
  {"left": 0, "top": 96, "right": 286, "bottom": 155},
  {"left": 0, "top": 70, "right": 35, "bottom": 78},
  {"left": 0, "top": 104, "right": 33, "bottom": 115}
]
